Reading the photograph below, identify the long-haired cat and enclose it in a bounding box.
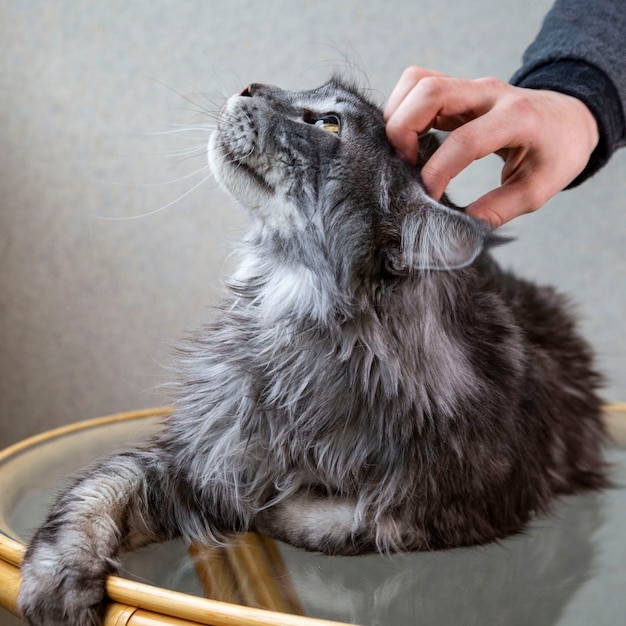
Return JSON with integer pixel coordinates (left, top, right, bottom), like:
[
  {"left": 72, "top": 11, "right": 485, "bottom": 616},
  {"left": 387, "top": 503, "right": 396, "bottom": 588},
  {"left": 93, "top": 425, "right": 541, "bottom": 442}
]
[{"left": 19, "top": 77, "right": 606, "bottom": 625}]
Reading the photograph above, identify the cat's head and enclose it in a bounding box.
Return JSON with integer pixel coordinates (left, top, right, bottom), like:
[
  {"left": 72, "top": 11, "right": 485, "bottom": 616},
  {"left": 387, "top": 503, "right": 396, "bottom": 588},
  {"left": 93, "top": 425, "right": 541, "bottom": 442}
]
[{"left": 209, "top": 77, "right": 490, "bottom": 319}]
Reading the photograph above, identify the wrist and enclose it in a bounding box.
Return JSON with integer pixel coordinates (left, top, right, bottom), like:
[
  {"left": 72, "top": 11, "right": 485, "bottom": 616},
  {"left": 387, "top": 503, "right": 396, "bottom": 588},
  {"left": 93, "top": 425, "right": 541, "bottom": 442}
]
[{"left": 511, "top": 59, "right": 625, "bottom": 186}]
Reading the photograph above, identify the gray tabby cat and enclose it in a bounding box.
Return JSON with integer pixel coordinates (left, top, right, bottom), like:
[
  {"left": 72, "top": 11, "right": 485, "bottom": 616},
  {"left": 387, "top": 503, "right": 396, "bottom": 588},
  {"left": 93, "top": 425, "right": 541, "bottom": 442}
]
[{"left": 19, "top": 78, "right": 606, "bottom": 625}]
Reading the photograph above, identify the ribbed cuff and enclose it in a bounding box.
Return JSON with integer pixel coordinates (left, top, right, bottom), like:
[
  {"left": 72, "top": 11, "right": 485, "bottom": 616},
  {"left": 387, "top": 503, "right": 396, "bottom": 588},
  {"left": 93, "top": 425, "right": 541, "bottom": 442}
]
[{"left": 511, "top": 59, "right": 625, "bottom": 187}]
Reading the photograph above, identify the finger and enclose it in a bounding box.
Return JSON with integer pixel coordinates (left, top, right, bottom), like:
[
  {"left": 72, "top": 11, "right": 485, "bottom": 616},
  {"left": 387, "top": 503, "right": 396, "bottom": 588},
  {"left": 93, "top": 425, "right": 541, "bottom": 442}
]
[
  {"left": 420, "top": 112, "right": 528, "bottom": 200},
  {"left": 386, "top": 76, "right": 502, "bottom": 164},
  {"left": 383, "top": 66, "right": 447, "bottom": 120}
]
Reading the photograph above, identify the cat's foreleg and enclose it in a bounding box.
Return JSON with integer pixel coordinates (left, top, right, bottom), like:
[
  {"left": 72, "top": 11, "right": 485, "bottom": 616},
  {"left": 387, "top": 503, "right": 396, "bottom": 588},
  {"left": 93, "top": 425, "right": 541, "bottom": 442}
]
[{"left": 18, "top": 449, "right": 179, "bottom": 626}]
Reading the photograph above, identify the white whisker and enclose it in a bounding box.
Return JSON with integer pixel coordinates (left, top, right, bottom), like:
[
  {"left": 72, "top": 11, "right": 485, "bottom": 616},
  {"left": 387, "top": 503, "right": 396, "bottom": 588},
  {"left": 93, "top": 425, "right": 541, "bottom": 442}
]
[
  {"left": 96, "top": 170, "right": 214, "bottom": 221},
  {"left": 141, "top": 126, "right": 216, "bottom": 137},
  {"left": 94, "top": 164, "right": 212, "bottom": 189}
]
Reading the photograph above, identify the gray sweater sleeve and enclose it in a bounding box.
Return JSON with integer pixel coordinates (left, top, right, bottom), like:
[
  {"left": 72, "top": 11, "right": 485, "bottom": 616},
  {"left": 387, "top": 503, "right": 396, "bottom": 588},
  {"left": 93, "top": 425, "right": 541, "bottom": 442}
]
[{"left": 510, "top": 0, "right": 626, "bottom": 186}]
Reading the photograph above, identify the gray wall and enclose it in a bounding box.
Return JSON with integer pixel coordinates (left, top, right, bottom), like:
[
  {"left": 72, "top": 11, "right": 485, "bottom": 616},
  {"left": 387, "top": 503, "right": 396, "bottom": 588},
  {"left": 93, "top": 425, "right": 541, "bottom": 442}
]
[{"left": 1, "top": 1, "right": 624, "bottom": 621}]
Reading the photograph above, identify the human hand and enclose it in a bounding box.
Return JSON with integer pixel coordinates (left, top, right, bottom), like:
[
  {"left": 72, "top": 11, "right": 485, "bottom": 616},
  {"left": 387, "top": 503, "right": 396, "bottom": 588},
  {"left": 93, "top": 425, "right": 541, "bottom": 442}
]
[{"left": 384, "top": 67, "right": 599, "bottom": 228}]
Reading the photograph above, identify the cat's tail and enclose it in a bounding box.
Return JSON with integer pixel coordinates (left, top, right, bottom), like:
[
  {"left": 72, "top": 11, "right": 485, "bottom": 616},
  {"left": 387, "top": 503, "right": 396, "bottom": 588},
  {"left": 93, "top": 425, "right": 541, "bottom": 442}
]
[{"left": 18, "top": 448, "right": 177, "bottom": 626}]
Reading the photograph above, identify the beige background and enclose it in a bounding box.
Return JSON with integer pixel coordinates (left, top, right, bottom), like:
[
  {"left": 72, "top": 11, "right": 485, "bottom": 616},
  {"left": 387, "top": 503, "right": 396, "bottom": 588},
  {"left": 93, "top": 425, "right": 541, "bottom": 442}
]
[{"left": 1, "top": 2, "right": 625, "bottom": 622}]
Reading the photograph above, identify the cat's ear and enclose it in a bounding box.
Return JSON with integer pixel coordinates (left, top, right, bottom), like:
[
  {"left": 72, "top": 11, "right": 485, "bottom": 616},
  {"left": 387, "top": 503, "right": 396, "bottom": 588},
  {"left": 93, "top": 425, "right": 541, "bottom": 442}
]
[{"left": 383, "top": 204, "right": 490, "bottom": 275}]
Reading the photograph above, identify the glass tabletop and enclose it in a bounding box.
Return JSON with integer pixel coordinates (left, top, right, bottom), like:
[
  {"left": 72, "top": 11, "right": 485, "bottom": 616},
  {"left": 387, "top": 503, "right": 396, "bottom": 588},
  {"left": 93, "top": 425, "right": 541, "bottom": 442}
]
[{"left": 1, "top": 408, "right": 625, "bottom": 626}]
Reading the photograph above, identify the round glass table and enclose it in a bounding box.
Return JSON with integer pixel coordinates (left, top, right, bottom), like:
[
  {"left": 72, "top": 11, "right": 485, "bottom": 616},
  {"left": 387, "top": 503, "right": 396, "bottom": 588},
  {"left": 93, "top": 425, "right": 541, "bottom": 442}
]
[{"left": 1, "top": 406, "right": 625, "bottom": 625}]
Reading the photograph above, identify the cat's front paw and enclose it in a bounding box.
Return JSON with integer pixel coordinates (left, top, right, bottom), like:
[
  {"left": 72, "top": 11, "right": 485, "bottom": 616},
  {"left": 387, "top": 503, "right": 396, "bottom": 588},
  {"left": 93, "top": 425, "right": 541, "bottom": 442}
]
[{"left": 18, "top": 541, "right": 112, "bottom": 626}]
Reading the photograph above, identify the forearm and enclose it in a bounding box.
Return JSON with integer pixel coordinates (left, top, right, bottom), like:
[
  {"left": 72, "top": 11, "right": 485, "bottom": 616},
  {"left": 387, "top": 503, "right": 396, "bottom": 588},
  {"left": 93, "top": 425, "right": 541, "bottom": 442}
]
[{"left": 510, "top": 0, "right": 626, "bottom": 184}]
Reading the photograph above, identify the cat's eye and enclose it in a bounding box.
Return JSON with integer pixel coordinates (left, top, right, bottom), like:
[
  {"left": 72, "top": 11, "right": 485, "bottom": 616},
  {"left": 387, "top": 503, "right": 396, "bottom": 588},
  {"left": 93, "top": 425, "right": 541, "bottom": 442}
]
[
  {"left": 314, "top": 115, "right": 340, "bottom": 134},
  {"left": 305, "top": 114, "right": 341, "bottom": 135}
]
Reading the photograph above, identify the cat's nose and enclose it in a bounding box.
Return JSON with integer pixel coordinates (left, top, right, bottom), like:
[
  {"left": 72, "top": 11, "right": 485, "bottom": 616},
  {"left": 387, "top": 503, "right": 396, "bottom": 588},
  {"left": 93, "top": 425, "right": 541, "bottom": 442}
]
[{"left": 240, "top": 84, "right": 261, "bottom": 97}]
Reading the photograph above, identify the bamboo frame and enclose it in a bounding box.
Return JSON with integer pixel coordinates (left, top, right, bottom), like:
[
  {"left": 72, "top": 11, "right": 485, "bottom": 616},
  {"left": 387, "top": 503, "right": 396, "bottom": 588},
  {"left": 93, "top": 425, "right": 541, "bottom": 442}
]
[
  {"left": 190, "top": 533, "right": 305, "bottom": 615},
  {"left": 0, "top": 533, "right": 343, "bottom": 625},
  {"left": 2, "top": 405, "right": 626, "bottom": 624}
]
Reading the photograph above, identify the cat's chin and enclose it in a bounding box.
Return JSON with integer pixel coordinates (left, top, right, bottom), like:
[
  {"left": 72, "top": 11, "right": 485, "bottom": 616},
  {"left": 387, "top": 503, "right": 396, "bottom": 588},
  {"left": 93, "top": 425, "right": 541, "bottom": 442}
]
[{"left": 208, "top": 131, "right": 274, "bottom": 209}]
